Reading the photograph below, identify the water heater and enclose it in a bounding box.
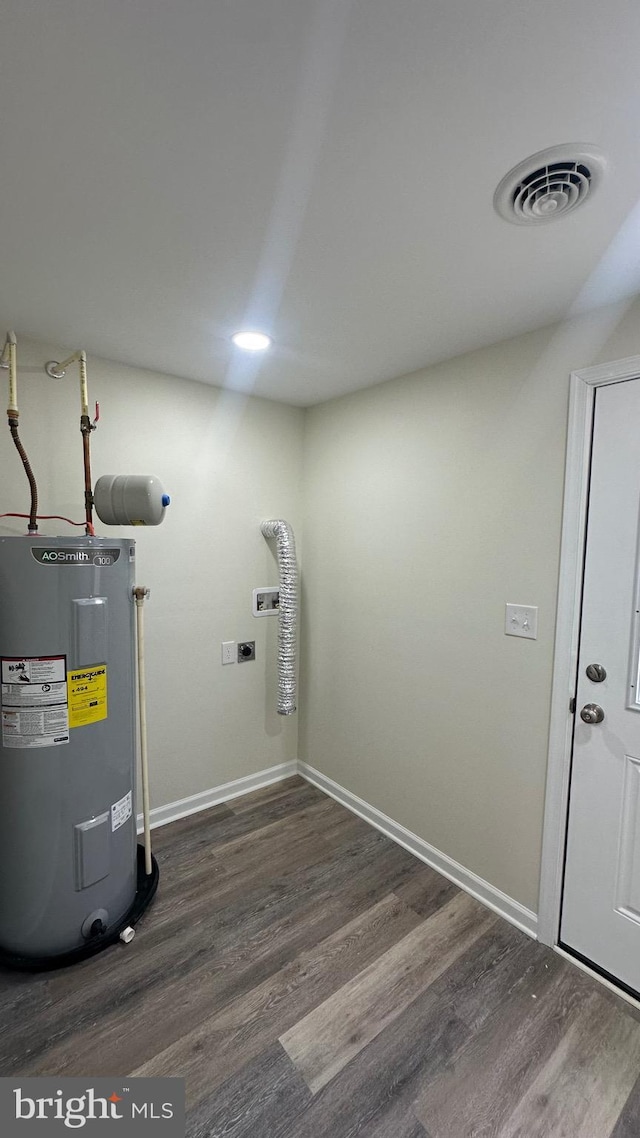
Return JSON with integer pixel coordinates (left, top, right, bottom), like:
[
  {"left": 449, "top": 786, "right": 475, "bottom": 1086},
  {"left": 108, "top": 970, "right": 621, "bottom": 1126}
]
[{"left": 0, "top": 535, "right": 156, "bottom": 967}]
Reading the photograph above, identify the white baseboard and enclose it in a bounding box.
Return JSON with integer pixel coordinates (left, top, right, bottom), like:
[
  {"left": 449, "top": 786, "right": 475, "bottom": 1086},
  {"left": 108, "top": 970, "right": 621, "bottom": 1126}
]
[
  {"left": 138, "top": 756, "right": 537, "bottom": 940},
  {"left": 136, "top": 760, "right": 298, "bottom": 833},
  {"left": 298, "top": 761, "right": 538, "bottom": 940}
]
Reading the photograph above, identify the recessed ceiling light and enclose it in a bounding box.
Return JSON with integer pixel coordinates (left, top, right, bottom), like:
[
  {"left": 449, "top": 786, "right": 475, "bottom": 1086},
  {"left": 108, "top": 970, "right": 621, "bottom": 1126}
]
[{"left": 231, "top": 330, "right": 272, "bottom": 351}]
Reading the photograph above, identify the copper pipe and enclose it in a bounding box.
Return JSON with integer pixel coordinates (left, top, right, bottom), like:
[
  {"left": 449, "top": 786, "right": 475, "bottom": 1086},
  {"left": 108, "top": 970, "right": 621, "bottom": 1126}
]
[
  {"left": 81, "top": 417, "right": 94, "bottom": 535},
  {"left": 77, "top": 350, "right": 94, "bottom": 534},
  {"left": 46, "top": 349, "right": 95, "bottom": 533}
]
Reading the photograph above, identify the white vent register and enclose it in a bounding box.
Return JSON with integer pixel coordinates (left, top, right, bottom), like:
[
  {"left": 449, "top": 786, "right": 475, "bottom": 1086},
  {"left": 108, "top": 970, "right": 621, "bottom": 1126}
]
[{"left": 494, "top": 144, "right": 606, "bottom": 225}]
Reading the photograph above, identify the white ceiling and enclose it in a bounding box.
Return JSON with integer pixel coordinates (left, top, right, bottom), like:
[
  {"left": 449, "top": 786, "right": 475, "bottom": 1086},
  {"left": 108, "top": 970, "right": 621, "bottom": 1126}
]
[{"left": 2, "top": 0, "right": 640, "bottom": 406}]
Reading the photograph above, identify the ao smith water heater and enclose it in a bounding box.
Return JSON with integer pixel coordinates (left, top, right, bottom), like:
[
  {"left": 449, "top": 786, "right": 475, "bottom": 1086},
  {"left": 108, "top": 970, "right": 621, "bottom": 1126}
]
[{"left": 0, "top": 334, "right": 169, "bottom": 969}]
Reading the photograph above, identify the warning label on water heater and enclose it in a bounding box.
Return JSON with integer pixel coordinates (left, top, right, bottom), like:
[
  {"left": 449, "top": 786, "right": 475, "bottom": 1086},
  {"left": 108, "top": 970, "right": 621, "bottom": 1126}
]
[
  {"left": 67, "top": 664, "right": 108, "bottom": 728},
  {"left": 1, "top": 656, "right": 69, "bottom": 748},
  {"left": 111, "top": 789, "right": 132, "bottom": 831}
]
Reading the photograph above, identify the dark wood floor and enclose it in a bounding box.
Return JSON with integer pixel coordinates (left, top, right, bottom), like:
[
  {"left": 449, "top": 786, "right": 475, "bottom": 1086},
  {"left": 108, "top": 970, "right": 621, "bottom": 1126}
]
[{"left": 2, "top": 775, "right": 640, "bottom": 1136}]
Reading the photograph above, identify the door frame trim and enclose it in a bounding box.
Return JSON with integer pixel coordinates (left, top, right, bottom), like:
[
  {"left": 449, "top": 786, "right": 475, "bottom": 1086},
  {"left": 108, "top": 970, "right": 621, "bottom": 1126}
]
[{"left": 538, "top": 353, "right": 640, "bottom": 947}]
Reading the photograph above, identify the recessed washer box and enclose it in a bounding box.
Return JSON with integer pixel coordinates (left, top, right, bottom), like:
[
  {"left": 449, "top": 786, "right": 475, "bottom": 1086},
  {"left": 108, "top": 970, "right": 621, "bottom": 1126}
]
[{"left": 253, "top": 587, "right": 279, "bottom": 617}]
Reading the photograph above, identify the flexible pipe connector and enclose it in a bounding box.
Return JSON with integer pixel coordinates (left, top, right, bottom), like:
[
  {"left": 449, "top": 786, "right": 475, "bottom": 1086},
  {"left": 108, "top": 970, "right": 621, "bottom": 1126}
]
[
  {"left": 7, "top": 418, "right": 38, "bottom": 533},
  {"left": 261, "top": 519, "right": 298, "bottom": 715},
  {"left": 2, "top": 332, "right": 38, "bottom": 532}
]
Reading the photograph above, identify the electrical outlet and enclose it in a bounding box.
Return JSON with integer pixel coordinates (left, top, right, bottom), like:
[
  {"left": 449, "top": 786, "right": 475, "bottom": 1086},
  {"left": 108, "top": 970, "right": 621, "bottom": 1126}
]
[
  {"left": 505, "top": 604, "right": 538, "bottom": 640},
  {"left": 237, "top": 641, "right": 255, "bottom": 663},
  {"left": 221, "top": 641, "right": 236, "bottom": 665}
]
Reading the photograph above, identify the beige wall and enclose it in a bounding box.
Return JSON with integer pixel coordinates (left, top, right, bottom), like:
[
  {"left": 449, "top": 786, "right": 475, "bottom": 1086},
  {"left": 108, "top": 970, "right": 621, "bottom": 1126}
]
[
  {"left": 0, "top": 337, "right": 304, "bottom": 809},
  {"left": 299, "top": 299, "right": 640, "bottom": 912},
  {"left": 6, "top": 299, "right": 640, "bottom": 913}
]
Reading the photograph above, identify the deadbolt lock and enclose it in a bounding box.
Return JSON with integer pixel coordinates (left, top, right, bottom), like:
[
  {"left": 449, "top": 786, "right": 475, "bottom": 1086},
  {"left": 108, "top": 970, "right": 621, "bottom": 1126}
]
[
  {"left": 580, "top": 703, "right": 605, "bottom": 725},
  {"left": 586, "top": 663, "right": 607, "bottom": 683}
]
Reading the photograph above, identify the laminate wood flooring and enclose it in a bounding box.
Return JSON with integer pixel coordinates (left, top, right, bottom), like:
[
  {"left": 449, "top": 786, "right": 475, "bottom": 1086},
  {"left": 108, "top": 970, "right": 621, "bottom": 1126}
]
[{"left": 2, "top": 774, "right": 640, "bottom": 1137}]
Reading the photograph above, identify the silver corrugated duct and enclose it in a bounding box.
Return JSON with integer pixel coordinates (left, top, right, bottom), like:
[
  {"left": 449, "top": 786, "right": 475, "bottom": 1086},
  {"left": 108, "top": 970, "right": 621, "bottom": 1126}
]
[{"left": 261, "top": 519, "right": 298, "bottom": 715}]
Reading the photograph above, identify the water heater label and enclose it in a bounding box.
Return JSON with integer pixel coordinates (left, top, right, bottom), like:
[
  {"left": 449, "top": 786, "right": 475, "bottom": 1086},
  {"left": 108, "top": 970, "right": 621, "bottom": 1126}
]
[
  {"left": 31, "top": 547, "right": 121, "bottom": 566},
  {"left": 111, "top": 789, "right": 132, "bottom": 831},
  {"left": 68, "top": 664, "right": 108, "bottom": 728},
  {"left": 1, "top": 655, "right": 69, "bottom": 748}
]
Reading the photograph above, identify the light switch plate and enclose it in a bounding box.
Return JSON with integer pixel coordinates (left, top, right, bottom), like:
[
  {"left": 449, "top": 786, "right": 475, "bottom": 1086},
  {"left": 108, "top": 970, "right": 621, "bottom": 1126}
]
[{"left": 505, "top": 603, "right": 538, "bottom": 640}]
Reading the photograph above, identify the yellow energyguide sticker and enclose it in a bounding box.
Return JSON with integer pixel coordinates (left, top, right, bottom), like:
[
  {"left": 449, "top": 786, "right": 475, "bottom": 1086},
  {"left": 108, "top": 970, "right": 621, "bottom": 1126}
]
[{"left": 67, "top": 664, "right": 108, "bottom": 728}]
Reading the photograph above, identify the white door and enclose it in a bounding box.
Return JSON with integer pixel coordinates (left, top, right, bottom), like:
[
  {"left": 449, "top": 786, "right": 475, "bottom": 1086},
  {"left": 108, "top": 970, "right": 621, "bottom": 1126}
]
[{"left": 562, "top": 375, "right": 640, "bottom": 994}]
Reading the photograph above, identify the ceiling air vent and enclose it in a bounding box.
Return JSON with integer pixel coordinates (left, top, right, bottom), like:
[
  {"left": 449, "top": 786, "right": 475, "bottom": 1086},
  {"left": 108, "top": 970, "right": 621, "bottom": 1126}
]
[{"left": 494, "top": 145, "right": 606, "bottom": 225}]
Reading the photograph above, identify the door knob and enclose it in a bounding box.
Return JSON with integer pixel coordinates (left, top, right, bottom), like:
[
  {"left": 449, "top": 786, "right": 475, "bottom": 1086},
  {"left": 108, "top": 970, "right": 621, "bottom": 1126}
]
[{"left": 580, "top": 703, "right": 605, "bottom": 724}]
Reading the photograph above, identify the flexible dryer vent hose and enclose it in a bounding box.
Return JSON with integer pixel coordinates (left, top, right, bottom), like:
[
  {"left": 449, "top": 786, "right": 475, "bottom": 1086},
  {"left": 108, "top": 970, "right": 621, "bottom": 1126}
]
[{"left": 261, "top": 519, "right": 298, "bottom": 715}]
